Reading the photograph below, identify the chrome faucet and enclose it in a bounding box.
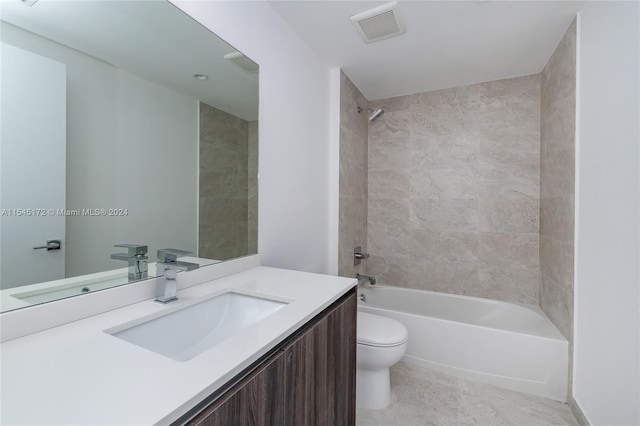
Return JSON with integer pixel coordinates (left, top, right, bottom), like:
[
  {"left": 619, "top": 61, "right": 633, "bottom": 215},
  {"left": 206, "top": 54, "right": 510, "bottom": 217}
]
[
  {"left": 110, "top": 244, "right": 148, "bottom": 281},
  {"left": 155, "top": 248, "right": 199, "bottom": 304},
  {"left": 356, "top": 273, "right": 376, "bottom": 285},
  {"left": 353, "top": 246, "right": 370, "bottom": 266}
]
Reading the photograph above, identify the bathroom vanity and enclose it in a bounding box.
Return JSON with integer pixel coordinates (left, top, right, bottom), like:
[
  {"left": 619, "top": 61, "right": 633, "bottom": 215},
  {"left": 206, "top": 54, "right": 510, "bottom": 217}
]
[
  {"left": 184, "top": 289, "right": 356, "bottom": 425},
  {"left": 0, "top": 258, "right": 357, "bottom": 425}
]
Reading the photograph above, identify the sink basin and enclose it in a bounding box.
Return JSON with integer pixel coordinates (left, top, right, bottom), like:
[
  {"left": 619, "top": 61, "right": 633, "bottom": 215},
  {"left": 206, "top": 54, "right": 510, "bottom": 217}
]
[{"left": 107, "top": 291, "right": 288, "bottom": 361}]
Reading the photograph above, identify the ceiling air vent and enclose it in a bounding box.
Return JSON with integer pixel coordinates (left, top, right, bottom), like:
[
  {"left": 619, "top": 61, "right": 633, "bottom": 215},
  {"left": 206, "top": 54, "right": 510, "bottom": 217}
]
[
  {"left": 223, "top": 52, "right": 259, "bottom": 74},
  {"left": 350, "top": 1, "right": 406, "bottom": 43}
]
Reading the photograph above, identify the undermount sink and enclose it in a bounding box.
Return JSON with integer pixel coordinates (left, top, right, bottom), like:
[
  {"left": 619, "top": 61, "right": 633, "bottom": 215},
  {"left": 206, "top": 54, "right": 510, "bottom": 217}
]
[{"left": 107, "top": 291, "right": 288, "bottom": 362}]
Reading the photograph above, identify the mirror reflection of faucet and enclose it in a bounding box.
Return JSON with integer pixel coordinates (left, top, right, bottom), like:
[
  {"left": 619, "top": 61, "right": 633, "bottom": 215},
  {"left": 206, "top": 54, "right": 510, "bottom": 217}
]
[
  {"left": 110, "top": 244, "right": 148, "bottom": 281},
  {"left": 155, "top": 248, "right": 199, "bottom": 304}
]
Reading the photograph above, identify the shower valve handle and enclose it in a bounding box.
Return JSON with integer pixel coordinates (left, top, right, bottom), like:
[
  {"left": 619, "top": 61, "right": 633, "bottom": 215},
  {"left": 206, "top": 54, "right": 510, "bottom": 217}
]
[{"left": 354, "top": 246, "right": 370, "bottom": 266}]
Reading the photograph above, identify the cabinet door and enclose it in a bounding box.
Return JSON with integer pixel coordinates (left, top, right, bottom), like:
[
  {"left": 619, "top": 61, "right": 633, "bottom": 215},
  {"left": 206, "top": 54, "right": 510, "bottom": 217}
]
[
  {"left": 188, "top": 350, "right": 285, "bottom": 426},
  {"left": 284, "top": 292, "right": 357, "bottom": 426}
]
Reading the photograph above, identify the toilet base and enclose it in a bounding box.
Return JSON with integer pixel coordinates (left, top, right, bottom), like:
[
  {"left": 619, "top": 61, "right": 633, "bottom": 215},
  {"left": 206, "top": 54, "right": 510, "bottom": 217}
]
[{"left": 356, "top": 367, "right": 391, "bottom": 410}]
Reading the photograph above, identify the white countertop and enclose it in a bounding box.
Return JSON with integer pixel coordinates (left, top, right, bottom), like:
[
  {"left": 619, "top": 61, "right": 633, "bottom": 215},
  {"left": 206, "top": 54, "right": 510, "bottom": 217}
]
[{"left": 0, "top": 266, "right": 356, "bottom": 425}]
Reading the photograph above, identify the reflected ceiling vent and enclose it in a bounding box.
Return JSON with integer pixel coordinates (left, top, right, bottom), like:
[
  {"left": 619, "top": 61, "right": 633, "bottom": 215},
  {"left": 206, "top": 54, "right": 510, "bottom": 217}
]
[
  {"left": 223, "top": 52, "right": 259, "bottom": 74},
  {"left": 350, "top": 1, "right": 406, "bottom": 43}
]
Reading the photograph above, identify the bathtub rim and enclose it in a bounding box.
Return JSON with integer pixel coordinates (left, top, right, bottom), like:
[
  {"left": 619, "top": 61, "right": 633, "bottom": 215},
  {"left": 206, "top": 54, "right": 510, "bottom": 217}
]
[{"left": 358, "top": 285, "right": 567, "bottom": 342}]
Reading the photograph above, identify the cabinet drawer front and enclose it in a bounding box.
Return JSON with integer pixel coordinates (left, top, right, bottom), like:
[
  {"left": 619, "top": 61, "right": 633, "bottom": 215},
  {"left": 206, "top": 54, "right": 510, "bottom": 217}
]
[
  {"left": 284, "top": 291, "right": 357, "bottom": 426},
  {"left": 188, "top": 350, "right": 285, "bottom": 426}
]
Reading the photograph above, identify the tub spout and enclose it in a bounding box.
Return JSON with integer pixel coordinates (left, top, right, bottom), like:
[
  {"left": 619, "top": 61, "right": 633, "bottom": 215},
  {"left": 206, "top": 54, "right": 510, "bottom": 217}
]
[{"left": 356, "top": 273, "right": 376, "bottom": 285}]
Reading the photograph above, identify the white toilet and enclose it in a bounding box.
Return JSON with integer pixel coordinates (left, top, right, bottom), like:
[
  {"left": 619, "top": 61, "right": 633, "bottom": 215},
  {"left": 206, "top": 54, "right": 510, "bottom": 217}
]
[{"left": 356, "top": 311, "right": 408, "bottom": 409}]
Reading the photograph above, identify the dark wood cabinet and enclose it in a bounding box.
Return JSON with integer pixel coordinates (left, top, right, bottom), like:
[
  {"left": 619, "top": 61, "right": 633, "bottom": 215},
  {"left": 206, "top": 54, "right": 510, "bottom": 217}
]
[
  {"left": 284, "top": 290, "right": 356, "bottom": 426},
  {"left": 183, "top": 288, "right": 356, "bottom": 426},
  {"left": 188, "top": 351, "right": 286, "bottom": 426}
]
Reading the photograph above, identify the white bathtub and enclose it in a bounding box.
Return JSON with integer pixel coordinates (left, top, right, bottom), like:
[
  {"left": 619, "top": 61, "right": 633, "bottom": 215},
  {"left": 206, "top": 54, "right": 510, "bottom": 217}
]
[{"left": 358, "top": 285, "right": 568, "bottom": 402}]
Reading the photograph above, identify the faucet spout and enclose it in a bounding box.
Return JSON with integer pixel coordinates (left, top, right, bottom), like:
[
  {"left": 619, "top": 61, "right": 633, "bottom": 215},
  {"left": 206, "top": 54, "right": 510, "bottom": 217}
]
[
  {"left": 173, "top": 260, "right": 200, "bottom": 271},
  {"left": 356, "top": 273, "right": 376, "bottom": 285},
  {"left": 154, "top": 248, "right": 199, "bottom": 304},
  {"left": 155, "top": 269, "right": 178, "bottom": 304}
]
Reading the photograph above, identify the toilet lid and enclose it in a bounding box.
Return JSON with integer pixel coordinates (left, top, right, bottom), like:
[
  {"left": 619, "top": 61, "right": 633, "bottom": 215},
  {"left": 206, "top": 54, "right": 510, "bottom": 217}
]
[{"left": 357, "top": 311, "right": 408, "bottom": 347}]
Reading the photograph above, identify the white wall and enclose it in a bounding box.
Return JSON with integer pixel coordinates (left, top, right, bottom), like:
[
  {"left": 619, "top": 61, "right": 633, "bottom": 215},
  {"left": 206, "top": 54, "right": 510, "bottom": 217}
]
[
  {"left": 1, "top": 43, "right": 66, "bottom": 289},
  {"left": 574, "top": 2, "right": 640, "bottom": 424},
  {"left": 173, "top": 1, "right": 336, "bottom": 274},
  {"left": 1, "top": 22, "right": 198, "bottom": 278},
  {"left": 328, "top": 68, "right": 342, "bottom": 276}
]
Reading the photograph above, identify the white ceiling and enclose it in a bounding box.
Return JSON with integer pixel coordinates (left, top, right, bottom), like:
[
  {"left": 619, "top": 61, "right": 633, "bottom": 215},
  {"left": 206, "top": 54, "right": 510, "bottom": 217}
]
[
  {"left": 1, "top": 1, "right": 259, "bottom": 121},
  {"left": 270, "top": 0, "right": 583, "bottom": 100}
]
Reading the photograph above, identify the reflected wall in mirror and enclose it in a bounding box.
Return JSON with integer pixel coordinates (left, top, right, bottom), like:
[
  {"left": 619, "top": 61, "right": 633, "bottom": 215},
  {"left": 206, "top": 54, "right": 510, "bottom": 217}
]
[{"left": 0, "top": 0, "right": 258, "bottom": 313}]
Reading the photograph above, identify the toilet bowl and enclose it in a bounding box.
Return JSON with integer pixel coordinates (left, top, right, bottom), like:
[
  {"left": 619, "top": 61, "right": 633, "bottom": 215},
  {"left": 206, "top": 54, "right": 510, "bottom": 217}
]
[{"left": 356, "top": 311, "right": 408, "bottom": 410}]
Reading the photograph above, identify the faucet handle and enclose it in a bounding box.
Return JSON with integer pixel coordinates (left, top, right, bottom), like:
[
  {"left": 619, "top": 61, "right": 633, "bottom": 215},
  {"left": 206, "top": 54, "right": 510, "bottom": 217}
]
[
  {"left": 157, "top": 248, "right": 193, "bottom": 263},
  {"left": 114, "top": 244, "right": 147, "bottom": 257},
  {"left": 353, "top": 246, "right": 370, "bottom": 266}
]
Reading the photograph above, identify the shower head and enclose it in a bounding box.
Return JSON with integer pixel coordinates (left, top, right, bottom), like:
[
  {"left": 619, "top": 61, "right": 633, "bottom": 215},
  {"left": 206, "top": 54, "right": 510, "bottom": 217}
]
[
  {"left": 356, "top": 106, "right": 385, "bottom": 122},
  {"left": 368, "top": 108, "right": 384, "bottom": 121}
]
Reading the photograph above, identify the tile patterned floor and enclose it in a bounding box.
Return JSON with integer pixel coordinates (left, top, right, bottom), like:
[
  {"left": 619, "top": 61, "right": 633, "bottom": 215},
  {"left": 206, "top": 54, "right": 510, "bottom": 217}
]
[{"left": 356, "top": 362, "right": 578, "bottom": 426}]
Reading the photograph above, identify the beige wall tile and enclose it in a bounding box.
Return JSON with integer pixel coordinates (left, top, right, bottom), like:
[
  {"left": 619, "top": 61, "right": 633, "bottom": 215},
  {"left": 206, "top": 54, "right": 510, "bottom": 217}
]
[
  {"left": 339, "top": 198, "right": 367, "bottom": 275},
  {"left": 479, "top": 198, "right": 539, "bottom": 234},
  {"left": 410, "top": 259, "right": 479, "bottom": 294},
  {"left": 413, "top": 230, "right": 479, "bottom": 264},
  {"left": 339, "top": 72, "right": 369, "bottom": 277},
  {"left": 540, "top": 107, "right": 576, "bottom": 154},
  {"left": 539, "top": 272, "right": 573, "bottom": 340},
  {"left": 540, "top": 235, "right": 574, "bottom": 296},
  {"left": 413, "top": 135, "right": 480, "bottom": 169},
  {"left": 340, "top": 72, "right": 369, "bottom": 137},
  {"left": 369, "top": 198, "right": 411, "bottom": 230},
  {"left": 540, "top": 148, "right": 575, "bottom": 199},
  {"left": 366, "top": 74, "right": 542, "bottom": 303},
  {"left": 199, "top": 172, "right": 248, "bottom": 200},
  {"left": 199, "top": 102, "right": 252, "bottom": 261},
  {"left": 479, "top": 162, "right": 540, "bottom": 200},
  {"left": 340, "top": 127, "right": 368, "bottom": 200},
  {"left": 368, "top": 109, "right": 415, "bottom": 140},
  {"left": 368, "top": 137, "right": 412, "bottom": 172},
  {"left": 367, "top": 254, "right": 410, "bottom": 287},
  {"left": 539, "top": 19, "right": 576, "bottom": 343},
  {"left": 410, "top": 165, "right": 481, "bottom": 199},
  {"left": 199, "top": 198, "right": 248, "bottom": 226},
  {"left": 368, "top": 225, "right": 411, "bottom": 258},
  {"left": 540, "top": 195, "right": 574, "bottom": 241},
  {"left": 478, "top": 264, "right": 540, "bottom": 304},
  {"left": 410, "top": 198, "right": 479, "bottom": 232},
  {"left": 369, "top": 170, "right": 411, "bottom": 199},
  {"left": 199, "top": 222, "right": 248, "bottom": 260},
  {"left": 478, "top": 232, "right": 539, "bottom": 268}
]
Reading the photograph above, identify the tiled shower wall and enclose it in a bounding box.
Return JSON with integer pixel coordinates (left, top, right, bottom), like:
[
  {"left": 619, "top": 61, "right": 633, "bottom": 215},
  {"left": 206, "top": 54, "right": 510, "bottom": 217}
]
[
  {"left": 539, "top": 20, "right": 576, "bottom": 341},
  {"left": 199, "top": 102, "right": 256, "bottom": 260},
  {"left": 338, "top": 72, "right": 369, "bottom": 277},
  {"left": 366, "top": 75, "right": 541, "bottom": 304}
]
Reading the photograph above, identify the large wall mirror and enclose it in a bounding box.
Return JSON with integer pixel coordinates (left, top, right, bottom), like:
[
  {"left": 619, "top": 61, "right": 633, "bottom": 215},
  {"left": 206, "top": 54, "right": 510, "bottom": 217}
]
[{"left": 0, "top": 0, "right": 259, "bottom": 313}]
